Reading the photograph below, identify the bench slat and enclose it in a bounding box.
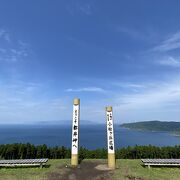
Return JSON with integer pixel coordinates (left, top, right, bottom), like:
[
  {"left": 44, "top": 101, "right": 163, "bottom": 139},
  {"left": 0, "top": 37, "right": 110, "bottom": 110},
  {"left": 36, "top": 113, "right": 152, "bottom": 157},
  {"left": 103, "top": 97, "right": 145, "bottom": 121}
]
[
  {"left": 141, "top": 159, "right": 180, "bottom": 164},
  {"left": 0, "top": 158, "right": 48, "bottom": 165},
  {"left": 141, "top": 159, "right": 180, "bottom": 167}
]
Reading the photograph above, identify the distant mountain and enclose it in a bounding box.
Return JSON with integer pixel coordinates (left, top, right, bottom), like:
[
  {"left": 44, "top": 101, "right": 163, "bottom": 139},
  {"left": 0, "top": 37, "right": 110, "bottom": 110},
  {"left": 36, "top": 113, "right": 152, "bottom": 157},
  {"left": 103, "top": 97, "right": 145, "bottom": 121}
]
[
  {"left": 36, "top": 120, "right": 97, "bottom": 125},
  {"left": 120, "top": 121, "right": 180, "bottom": 135}
]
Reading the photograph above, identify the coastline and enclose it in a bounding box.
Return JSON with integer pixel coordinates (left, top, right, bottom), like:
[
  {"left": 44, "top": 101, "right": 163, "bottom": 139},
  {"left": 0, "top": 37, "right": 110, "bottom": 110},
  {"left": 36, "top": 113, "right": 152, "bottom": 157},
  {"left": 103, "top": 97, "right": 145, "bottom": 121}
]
[
  {"left": 172, "top": 132, "right": 180, "bottom": 137},
  {"left": 120, "top": 126, "right": 180, "bottom": 137}
]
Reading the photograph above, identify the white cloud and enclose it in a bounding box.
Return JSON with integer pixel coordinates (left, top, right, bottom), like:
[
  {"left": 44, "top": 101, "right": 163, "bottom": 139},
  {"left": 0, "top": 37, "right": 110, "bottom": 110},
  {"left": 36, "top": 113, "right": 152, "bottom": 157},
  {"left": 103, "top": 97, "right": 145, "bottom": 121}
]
[
  {"left": 0, "top": 80, "right": 70, "bottom": 124},
  {"left": 153, "top": 31, "right": 180, "bottom": 52},
  {"left": 0, "top": 30, "right": 30, "bottom": 63},
  {"left": 158, "top": 56, "right": 180, "bottom": 67},
  {"left": 116, "top": 27, "right": 158, "bottom": 43},
  {"left": 0, "top": 29, "right": 10, "bottom": 42},
  {"left": 0, "top": 48, "right": 6, "bottom": 53},
  {"left": 1, "top": 77, "right": 180, "bottom": 124},
  {"left": 79, "top": 3, "right": 92, "bottom": 15},
  {"left": 114, "top": 80, "right": 180, "bottom": 109},
  {"left": 117, "top": 27, "right": 145, "bottom": 40},
  {"left": 66, "top": 87, "right": 106, "bottom": 93},
  {"left": 67, "top": 1, "right": 92, "bottom": 16},
  {"left": 77, "top": 78, "right": 180, "bottom": 123},
  {"left": 113, "top": 82, "right": 147, "bottom": 89}
]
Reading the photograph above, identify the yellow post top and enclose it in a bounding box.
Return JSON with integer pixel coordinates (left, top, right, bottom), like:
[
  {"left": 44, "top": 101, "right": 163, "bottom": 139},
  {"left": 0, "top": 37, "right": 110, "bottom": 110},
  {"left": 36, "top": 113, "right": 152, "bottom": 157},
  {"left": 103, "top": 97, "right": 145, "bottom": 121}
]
[
  {"left": 106, "top": 106, "right": 112, "bottom": 112},
  {"left": 73, "top": 98, "right": 80, "bottom": 105}
]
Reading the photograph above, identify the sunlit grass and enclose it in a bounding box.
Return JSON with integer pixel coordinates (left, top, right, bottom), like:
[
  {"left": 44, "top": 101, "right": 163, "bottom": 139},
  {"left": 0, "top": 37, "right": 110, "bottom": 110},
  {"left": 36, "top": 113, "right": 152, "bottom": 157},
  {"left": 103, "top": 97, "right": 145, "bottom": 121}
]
[{"left": 115, "top": 159, "right": 180, "bottom": 180}]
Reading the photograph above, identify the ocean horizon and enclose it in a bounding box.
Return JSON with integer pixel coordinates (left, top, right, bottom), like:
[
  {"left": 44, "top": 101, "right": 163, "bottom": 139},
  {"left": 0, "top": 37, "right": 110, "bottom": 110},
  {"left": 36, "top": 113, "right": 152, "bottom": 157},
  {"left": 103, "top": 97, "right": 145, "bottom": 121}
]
[{"left": 0, "top": 124, "right": 179, "bottom": 149}]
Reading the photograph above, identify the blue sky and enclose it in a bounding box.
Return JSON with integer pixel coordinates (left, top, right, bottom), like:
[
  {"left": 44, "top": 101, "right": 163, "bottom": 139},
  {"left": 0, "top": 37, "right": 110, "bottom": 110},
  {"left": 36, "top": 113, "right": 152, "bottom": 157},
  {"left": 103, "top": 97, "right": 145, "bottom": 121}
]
[{"left": 1, "top": 0, "right": 180, "bottom": 124}]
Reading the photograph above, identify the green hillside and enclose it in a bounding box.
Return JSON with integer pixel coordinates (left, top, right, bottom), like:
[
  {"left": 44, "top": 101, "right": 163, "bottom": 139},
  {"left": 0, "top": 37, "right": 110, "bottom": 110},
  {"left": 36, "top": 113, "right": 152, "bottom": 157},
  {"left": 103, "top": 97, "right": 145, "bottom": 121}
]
[{"left": 121, "top": 121, "right": 180, "bottom": 135}]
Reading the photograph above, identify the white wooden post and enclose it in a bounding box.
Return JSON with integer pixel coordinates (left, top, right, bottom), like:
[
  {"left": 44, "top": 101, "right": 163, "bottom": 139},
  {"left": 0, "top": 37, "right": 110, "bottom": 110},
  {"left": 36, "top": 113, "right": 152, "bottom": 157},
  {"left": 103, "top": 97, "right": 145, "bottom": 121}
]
[
  {"left": 71, "top": 98, "right": 80, "bottom": 166},
  {"left": 106, "top": 106, "right": 116, "bottom": 169}
]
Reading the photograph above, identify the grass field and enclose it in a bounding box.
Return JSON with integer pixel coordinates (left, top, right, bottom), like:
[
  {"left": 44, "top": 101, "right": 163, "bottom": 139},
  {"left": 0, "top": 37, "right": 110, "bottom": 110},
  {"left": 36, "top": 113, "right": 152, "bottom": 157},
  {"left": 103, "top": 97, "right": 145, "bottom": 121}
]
[
  {"left": 115, "top": 159, "right": 180, "bottom": 180},
  {"left": 0, "top": 159, "right": 179, "bottom": 180}
]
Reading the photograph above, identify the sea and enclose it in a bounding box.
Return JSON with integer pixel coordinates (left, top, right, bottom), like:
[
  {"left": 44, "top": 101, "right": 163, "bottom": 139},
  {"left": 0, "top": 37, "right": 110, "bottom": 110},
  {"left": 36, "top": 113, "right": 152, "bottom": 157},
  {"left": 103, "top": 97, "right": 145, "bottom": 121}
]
[{"left": 0, "top": 124, "right": 179, "bottom": 149}]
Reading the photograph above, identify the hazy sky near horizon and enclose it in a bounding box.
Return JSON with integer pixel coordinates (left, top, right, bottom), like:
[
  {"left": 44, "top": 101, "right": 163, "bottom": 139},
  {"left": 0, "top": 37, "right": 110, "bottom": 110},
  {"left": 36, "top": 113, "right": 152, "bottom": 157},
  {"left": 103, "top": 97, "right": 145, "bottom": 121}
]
[{"left": 1, "top": 0, "right": 180, "bottom": 124}]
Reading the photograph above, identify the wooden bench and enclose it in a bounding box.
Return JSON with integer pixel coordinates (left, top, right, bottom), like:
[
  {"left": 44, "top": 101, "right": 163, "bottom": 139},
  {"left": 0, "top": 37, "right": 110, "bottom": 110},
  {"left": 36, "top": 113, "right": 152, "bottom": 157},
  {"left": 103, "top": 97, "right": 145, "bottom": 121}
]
[
  {"left": 141, "top": 159, "right": 180, "bottom": 168},
  {"left": 0, "top": 158, "right": 48, "bottom": 168}
]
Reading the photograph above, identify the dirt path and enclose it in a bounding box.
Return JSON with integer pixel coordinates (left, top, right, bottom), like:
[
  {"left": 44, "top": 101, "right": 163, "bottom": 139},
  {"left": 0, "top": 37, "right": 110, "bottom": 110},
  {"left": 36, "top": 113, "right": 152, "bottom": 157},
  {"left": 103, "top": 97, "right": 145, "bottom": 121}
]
[{"left": 46, "top": 161, "right": 114, "bottom": 180}]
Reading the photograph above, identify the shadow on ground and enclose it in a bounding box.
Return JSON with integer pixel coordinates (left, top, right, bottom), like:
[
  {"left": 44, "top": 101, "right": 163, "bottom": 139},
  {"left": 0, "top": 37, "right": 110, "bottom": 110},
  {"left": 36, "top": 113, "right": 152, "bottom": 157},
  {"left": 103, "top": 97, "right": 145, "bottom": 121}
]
[
  {"left": 0, "top": 164, "right": 51, "bottom": 169},
  {"left": 46, "top": 161, "right": 114, "bottom": 180}
]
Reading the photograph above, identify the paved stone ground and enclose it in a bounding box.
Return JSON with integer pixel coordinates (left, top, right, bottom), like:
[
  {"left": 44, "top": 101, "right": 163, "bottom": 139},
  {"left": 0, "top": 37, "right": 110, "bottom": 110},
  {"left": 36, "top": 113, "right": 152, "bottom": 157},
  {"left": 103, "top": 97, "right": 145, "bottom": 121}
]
[{"left": 46, "top": 161, "right": 114, "bottom": 180}]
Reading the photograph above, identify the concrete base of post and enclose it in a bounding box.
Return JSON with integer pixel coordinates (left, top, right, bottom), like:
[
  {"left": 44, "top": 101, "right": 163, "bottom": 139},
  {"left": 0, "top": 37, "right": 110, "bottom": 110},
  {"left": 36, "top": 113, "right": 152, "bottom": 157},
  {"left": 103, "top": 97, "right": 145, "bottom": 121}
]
[
  {"left": 108, "top": 153, "right": 116, "bottom": 169},
  {"left": 71, "top": 154, "right": 78, "bottom": 166}
]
